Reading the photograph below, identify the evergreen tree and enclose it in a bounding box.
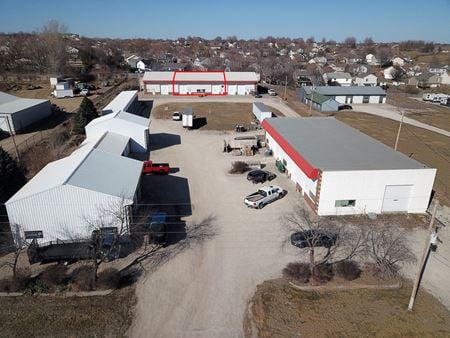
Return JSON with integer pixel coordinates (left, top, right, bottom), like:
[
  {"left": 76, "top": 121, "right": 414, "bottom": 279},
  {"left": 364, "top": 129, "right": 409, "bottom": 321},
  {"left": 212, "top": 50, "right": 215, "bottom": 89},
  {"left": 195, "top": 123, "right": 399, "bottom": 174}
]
[
  {"left": 0, "top": 147, "right": 26, "bottom": 203},
  {"left": 74, "top": 97, "right": 98, "bottom": 134}
]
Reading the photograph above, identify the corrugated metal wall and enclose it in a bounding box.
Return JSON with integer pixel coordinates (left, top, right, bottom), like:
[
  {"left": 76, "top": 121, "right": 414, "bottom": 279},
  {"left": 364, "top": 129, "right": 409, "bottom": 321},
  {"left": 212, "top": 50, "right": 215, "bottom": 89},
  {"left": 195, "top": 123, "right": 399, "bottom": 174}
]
[{"left": 6, "top": 185, "right": 133, "bottom": 244}]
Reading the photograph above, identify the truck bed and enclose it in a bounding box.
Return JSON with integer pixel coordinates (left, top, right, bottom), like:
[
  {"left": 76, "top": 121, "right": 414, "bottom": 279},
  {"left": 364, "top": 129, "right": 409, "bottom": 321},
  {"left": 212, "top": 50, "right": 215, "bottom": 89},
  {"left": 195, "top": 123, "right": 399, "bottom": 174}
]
[{"left": 245, "top": 193, "right": 264, "bottom": 202}]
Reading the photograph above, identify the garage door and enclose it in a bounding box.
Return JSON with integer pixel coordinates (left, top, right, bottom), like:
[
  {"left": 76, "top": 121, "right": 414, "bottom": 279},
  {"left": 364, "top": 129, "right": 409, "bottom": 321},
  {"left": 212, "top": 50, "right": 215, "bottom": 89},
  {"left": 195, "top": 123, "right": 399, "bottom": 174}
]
[
  {"left": 382, "top": 185, "right": 412, "bottom": 212},
  {"left": 237, "top": 85, "right": 246, "bottom": 95},
  {"left": 179, "top": 85, "right": 188, "bottom": 94},
  {"left": 161, "top": 85, "right": 170, "bottom": 95},
  {"left": 212, "top": 85, "right": 221, "bottom": 94},
  {"left": 146, "top": 84, "right": 160, "bottom": 94},
  {"left": 228, "top": 85, "right": 237, "bottom": 95}
]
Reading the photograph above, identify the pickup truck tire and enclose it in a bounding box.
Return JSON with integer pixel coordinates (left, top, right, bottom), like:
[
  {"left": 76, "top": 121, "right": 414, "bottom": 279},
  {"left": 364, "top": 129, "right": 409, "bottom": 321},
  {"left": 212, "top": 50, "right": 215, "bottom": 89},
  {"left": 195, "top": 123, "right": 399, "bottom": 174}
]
[{"left": 258, "top": 203, "right": 264, "bottom": 209}]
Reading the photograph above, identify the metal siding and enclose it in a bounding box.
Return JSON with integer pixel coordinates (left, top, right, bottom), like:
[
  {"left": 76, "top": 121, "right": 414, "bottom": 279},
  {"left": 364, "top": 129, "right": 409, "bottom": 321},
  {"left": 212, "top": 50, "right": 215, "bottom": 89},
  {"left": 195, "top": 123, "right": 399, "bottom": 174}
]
[
  {"left": 10, "top": 101, "right": 51, "bottom": 133},
  {"left": 7, "top": 185, "right": 132, "bottom": 244}
]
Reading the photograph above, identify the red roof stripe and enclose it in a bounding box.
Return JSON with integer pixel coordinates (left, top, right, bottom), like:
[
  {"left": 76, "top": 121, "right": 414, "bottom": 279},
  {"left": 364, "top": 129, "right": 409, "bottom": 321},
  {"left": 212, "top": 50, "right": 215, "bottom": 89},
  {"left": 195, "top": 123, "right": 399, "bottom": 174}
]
[{"left": 262, "top": 119, "right": 319, "bottom": 180}]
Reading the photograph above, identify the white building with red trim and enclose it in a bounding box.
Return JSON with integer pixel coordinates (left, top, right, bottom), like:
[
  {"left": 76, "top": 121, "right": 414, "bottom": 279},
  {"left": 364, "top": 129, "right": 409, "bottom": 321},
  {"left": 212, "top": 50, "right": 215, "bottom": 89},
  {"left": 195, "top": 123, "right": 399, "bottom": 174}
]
[
  {"left": 142, "top": 71, "right": 259, "bottom": 96},
  {"left": 262, "top": 117, "right": 436, "bottom": 216}
]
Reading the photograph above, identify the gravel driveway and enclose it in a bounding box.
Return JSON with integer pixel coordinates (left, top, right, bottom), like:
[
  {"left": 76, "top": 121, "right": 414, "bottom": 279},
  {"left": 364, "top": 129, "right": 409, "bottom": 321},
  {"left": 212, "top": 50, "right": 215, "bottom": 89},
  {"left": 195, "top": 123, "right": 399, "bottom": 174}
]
[{"left": 129, "top": 118, "right": 301, "bottom": 337}]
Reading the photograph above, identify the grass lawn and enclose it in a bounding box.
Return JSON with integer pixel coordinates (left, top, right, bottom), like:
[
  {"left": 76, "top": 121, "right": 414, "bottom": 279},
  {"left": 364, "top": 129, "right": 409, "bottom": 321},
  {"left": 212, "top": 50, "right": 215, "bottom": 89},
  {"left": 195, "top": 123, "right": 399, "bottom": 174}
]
[
  {"left": 0, "top": 287, "right": 136, "bottom": 337},
  {"left": 245, "top": 279, "right": 450, "bottom": 338},
  {"left": 336, "top": 112, "right": 450, "bottom": 207},
  {"left": 151, "top": 102, "right": 284, "bottom": 130}
]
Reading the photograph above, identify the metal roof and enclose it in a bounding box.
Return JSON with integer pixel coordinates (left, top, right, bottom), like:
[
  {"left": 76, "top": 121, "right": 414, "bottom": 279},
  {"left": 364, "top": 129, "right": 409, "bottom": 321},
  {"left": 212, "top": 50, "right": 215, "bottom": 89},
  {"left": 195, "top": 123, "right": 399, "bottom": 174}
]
[
  {"left": 263, "top": 117, "right": 427, "bottom": 172},
  {"left": 102, "top": 90, "right": 137, "bottom": 115},
  {"left": 94, "top": 131, "right": 130, "bottom": 155},
  {"left": 66, "top": 149, "right": 141, "bottom": 200},
  {"left": 309, "top": 86, "right": 386, "bottom": 96},
  {"left": 86, "top": 110, "right": 149, "bottom": 128},
  {"left": 7, "top": 137, "right": 141, "bottom": 203},
  {"left": 143, "top": 71, "right": 258, "bottom": 83},
  {"left": 0, "top": 91, "right": 48, "bottom": 114},
  {"left": 253, "top": 102, "right": 271, "bottom": 112}
]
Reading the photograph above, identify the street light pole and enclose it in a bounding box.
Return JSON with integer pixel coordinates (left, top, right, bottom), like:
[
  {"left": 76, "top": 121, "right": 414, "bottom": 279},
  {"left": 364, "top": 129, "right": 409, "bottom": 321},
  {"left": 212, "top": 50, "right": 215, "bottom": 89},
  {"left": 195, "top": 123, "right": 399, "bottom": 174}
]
[{"left": 394, "top": 109, "right": 405, "bottom": 151}]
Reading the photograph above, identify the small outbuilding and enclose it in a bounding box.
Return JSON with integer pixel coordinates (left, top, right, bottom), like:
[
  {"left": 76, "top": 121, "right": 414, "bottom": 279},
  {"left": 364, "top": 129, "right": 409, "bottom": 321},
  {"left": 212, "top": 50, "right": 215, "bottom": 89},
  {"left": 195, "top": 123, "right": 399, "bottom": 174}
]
[
  {"left": 262, "top": 117, "right": 435, "bottom": 215},
  {"left": 303, "top": 91, "right": 339, "bottom": 112},
  {"left": 252, "top": 102, "right": 273, "bottom": 123},
  {"left": 0, "top": 92, "right": 51, "bottom": 134},
  {"left": 102, "top": 90, "right": 139, "bottom": 115}
]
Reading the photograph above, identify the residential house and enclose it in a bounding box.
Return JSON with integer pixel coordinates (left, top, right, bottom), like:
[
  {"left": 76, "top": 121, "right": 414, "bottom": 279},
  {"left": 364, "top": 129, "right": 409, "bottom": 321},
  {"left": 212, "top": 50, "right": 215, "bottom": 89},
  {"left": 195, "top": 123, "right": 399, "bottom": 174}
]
[
  {"left": 366, "top": 54, "right": 380, "bottom": 66},
  {"left": 323, "top": 72, "right": 352, "bottom": 86},
  {"left": 355, "top": 73, "right": 378, "bottom": 86},
  {"left": 428, "top": 64, "right": 447, "bottom": 74}
]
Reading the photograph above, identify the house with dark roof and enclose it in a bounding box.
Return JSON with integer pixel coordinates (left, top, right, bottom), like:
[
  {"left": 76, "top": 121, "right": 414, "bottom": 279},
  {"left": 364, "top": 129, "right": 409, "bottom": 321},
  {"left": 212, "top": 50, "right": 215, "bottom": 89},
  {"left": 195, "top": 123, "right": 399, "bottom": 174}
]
[
  {"left": 303, "top": 91, "right": 339, "bottom": 112},
  {"left": 262, "top": 117, "right": 436, "bottom": 215}
]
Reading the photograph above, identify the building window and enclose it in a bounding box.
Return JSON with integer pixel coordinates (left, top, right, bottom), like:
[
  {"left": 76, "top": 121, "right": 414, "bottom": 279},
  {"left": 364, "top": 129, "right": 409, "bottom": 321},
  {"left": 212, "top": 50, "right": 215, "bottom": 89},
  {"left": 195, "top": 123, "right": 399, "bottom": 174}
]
[
  {"left": 363, "top": 96, "right": 370, "bottom": 103},
  {"left": 335, "top": 200, "right": 356, "bottom": 207}
]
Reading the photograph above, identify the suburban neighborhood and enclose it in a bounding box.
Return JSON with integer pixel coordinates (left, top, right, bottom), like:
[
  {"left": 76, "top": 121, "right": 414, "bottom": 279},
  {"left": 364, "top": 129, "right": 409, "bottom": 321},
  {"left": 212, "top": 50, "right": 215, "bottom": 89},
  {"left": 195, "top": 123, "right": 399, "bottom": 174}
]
[{"left": 0, "top": 1, "right": 449, "bottom": 337}]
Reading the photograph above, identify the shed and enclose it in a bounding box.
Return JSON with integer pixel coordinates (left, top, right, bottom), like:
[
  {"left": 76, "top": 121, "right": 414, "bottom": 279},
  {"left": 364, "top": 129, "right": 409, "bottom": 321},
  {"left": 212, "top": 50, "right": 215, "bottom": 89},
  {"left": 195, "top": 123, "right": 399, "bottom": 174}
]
[
  {"left": 102, "top": 90, "right": 138, "bottom": 115},
  {"left": 252, "top": 102, "right": 273, "bottom": 123},
  {"left": 0, "top": 92, "right": 52, "bottom": 134}
]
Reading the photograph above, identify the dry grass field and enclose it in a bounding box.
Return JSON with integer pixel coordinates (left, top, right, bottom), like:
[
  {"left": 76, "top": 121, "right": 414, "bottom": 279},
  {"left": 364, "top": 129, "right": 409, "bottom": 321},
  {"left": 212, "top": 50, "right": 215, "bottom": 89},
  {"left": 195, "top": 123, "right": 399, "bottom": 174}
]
[
  {"left": 336, "top": 112, "right": 450, "bottom": 207},
  {"left": 245, "top": 278, "right": 450, "bottom": 338}
]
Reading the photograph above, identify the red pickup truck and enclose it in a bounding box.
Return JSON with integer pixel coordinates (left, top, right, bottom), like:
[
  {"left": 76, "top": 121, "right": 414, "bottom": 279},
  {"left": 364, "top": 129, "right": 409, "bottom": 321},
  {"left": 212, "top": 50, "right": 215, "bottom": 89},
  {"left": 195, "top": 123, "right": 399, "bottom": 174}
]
[{"left": 142, "top": 160, "right": 170, "bottom": 174}]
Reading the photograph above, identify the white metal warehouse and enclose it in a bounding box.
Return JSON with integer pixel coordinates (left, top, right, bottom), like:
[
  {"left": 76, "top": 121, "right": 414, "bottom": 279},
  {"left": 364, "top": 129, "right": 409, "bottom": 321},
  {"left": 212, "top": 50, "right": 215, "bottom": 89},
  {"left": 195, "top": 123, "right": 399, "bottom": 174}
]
[
  {"left": 85, "top": 110, "right": 150, "bottom": 152},
  {"left": 102, "top": 90, "right": 138, "bottom": 115},
  {"left": 142, "top": 71, "right": 259, "bottom": 95},
  {"left": 6, "top": 133, "right": 143, "bottom": 244},
  {"left": 299, "top": 86, "right": 387, "bottom": 105},
  {"left": 262, "top": 117, "right": 436, "bottom": 216},
  {"left": 0, "top": 91, "right": 51, "bottom": 134}
]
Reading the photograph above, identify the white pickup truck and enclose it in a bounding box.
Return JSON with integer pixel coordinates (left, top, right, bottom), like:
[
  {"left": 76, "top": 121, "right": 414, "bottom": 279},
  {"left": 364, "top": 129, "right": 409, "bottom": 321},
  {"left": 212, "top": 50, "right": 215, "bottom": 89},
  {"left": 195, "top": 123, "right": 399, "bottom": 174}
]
[{"left": 244, "top": 185, "right": 285, "bottom": 209}]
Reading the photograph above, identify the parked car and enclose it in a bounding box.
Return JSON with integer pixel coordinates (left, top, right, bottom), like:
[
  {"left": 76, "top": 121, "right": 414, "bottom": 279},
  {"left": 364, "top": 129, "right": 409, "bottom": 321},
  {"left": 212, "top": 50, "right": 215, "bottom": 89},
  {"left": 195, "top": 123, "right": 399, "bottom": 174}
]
[
  {"left": 267, "top": 89, "right": 277, "bottom": 96},
  {"left": 290, "top": 230, "right": 338, "bottom": 249},
  {"left": 244, "top": 185, "right": 285, "bottom": 209},
  {"left": 172, "top": 111, "right": 182, "bottom": 121},
  {"left": 142, "top": 160, "right": 170, "bottom": 174},
  {"left": 252, "top": 91, "right": 262, "bottom": 98},
  {"left": 80, "top": 88, "right": 90, "bottom": 96},
  {"left": 148, "top": 212, "right": 168, "bottom": 245},
  {"left": 338, "top": 104, "right": 352, "bottom": 110},
  {"left": 247, "top": 169, "right": 276, "bottom": 184}
]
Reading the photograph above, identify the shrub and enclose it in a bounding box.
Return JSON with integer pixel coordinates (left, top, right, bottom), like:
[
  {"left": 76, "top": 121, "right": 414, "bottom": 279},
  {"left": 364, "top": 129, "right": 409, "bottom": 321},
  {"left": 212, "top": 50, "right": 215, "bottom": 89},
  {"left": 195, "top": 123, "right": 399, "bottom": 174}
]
[
  {"left": 0, "top": 269, "right": 32, "bottom": 293},
  {"left": 229, "top": 161, "right": 250, "bottom": 174},
  {"left": 362, "top": 262, "right": 383, "bottom": 278},
  {"left": 40, "top": 264, "right": 68, "bottom": 291},
  {"left": 403, "top": 86, "right": 420, "bottom": 95},
  {"left": 312, "top": 264, "right": 334, "bottom": 284},
  {"left": 96, "top": 268, "right": 121, "bottom": 290},
  {"left": 71, "top": 265, "right": 94, "bottom": 291},
  {"left": 282, "top": 262, "right": 310, "bottom": 283},
  {"left": 334, "top": 261, "right": 361, "bottom": 281}
]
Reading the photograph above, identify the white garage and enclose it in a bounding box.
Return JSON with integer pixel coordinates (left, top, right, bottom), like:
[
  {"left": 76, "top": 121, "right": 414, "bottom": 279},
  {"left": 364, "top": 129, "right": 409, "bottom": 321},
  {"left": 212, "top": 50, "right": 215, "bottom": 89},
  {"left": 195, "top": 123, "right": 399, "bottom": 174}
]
[{"left": 262, "top": 117, "right": 436, "bottom": 216}]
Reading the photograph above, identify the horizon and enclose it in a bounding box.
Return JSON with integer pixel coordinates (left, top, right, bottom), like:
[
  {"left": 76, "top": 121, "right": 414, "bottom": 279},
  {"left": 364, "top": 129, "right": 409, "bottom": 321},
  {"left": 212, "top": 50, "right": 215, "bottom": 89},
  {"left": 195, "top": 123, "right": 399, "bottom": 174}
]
[{"left": 0, "top": 0, "right": 449, "bottom": 43}]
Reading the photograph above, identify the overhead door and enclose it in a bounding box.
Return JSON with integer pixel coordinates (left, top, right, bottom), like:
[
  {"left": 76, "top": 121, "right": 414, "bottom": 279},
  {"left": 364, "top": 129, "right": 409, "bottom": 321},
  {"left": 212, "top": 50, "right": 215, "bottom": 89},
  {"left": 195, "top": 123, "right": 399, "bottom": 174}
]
[
  {"left": 161, "top": 84, "right": 170, "bottom": 95},
  {"left": 381, "top": 185, "right": 412, "bottom": 212},
  {"left": 228, "top": 85, "right": 237, "bottom": 95},
  {"left": 179, "top": 85, "right": 188, "bottom": 94},
  {"left": 237, "top": 85, "right": 246, "bottom": 95},
  {"left": 212, "top": 85, "right": 221, "bottom": 94},
  {"left": 146, "top": 84, "right": 160, "bottom": 94}
]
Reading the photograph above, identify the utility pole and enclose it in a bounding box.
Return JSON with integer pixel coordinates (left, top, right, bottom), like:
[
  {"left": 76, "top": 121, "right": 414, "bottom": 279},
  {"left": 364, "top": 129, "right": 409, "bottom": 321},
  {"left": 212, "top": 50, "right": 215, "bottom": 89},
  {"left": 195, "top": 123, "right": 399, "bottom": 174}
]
[
  {"left": 283, "top": 75, "right": 288, "bottom": 100},
  {"left": 309, "top": 89, "right": 314, "bottom": 116},
  {"left": 394, "top": 109, "right": 405, "bottom": 151},
  {"left": 408, "top": 202, "right": 438, "bottom": 311}
]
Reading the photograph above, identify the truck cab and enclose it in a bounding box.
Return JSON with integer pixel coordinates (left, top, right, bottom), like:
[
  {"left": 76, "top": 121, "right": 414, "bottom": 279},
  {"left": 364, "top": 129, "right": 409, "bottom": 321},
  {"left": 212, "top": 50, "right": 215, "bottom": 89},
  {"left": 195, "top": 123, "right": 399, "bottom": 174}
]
[{"left": 142, "top": 160, "right": 170, "bottom": 174}]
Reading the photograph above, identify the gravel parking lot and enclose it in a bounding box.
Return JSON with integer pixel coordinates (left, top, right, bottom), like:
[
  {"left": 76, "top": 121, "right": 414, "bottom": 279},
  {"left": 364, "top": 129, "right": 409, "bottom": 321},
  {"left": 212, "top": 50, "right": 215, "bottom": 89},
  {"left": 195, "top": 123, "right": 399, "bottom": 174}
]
[{"left": 130, "top": 118, "right": 301, "bottom": 337}]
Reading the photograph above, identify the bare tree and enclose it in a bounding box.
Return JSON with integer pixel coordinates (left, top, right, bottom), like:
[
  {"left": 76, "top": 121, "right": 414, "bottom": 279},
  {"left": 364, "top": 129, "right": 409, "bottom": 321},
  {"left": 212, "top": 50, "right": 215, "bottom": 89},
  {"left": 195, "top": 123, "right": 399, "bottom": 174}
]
[
  {"left": 0, "top": 224, "right": 27, "bottom": 278},
  {"left": 391, "top": 66, "right": 406, "bottom": 82},
  {"left": 285, "top": 208, "right": 366, "bottom": 273},
  {"left": 364, "top": 224, "right": 416, "bottom": 279},
  {"left": 344, "top": 37, "right": 357, "bottom": 49}
]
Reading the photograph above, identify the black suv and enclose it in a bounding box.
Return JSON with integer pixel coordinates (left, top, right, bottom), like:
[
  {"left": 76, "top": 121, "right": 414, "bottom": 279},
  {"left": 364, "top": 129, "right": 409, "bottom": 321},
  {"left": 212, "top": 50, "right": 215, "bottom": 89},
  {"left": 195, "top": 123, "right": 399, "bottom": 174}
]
[
  {"left": 246, "top": 169, "right": 276, "bottom": 183},
  {"left": 290, "top": 230, "right": 337, "bottom": 248}
]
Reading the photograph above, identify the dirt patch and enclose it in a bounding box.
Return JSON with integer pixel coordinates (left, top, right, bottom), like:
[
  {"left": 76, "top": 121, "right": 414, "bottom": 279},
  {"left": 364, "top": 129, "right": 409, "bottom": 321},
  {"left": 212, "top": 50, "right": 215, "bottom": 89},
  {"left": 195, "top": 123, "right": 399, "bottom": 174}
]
[
  {"left": 336, "top": 112, "right": 450, "bottom": 207},
  {"left": 325, "top": 212, "right": 431, "bottom": 230},
  {"left": 245, "top": 278, "right": 450, "bottom": 338},
  {"left": 0, "top": 286, "right": 136, "bottom": 337},
  {"left": 152, "top": 102, "right": 281, "bottom": 130},
  {"left": 270, "top": 85, "right": 326, "bottom": 117}
]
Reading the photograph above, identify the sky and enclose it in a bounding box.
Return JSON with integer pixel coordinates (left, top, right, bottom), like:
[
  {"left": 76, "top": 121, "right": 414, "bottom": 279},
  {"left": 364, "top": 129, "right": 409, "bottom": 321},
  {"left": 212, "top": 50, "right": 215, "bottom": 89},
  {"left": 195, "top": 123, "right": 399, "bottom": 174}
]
[{"left": 0, "top": 0, "right": 449, "bottom": 42}]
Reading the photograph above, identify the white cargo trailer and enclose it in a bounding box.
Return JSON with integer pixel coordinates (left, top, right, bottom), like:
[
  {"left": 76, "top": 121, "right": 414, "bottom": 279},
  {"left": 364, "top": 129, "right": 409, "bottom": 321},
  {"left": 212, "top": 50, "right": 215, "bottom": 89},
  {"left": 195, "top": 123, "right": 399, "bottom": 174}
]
[
  {"left": 182, "top": 108, "right": 193, "bottom": 128},
  {"left": 53, "top": 89, "right": 74, "bottom": 98}
]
